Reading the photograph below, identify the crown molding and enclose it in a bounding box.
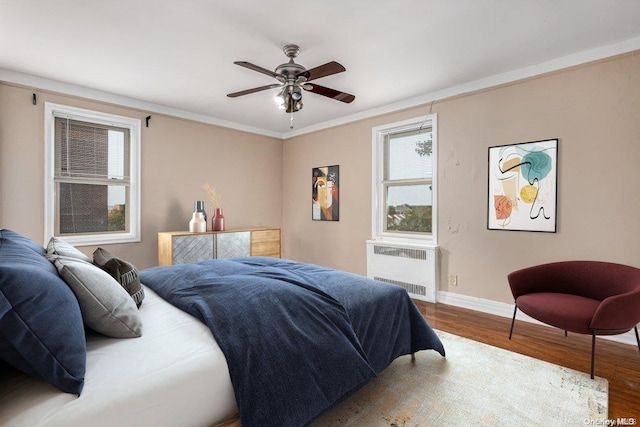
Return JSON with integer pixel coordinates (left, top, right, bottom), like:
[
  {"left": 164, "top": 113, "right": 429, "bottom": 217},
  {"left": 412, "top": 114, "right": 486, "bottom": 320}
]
[
  {"left": 283, "top": 36, "right": 640, "bottom": 139},
  {"left": 2, "top": 35, "right": 639, "bottom": 141},
  {"left": 0, "top": 68, "right": 283, "bottom": 139}
]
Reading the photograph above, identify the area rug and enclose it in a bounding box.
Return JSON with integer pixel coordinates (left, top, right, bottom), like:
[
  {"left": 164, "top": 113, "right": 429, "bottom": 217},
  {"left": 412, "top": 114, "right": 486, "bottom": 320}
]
[{"left": 311, "top": 330, "right": 608, "bottom": 426}]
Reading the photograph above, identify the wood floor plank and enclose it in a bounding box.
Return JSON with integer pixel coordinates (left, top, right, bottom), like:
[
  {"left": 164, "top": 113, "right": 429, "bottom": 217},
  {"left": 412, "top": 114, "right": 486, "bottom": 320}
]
[{"left": 414, "top": 300, "right": 640, "bottom": 419}]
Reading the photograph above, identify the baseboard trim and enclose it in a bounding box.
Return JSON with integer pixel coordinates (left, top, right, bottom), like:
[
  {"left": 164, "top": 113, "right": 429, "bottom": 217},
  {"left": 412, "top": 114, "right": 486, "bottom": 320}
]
[{"left": 437, "top": 291, "right": 638, "bottom": 347}]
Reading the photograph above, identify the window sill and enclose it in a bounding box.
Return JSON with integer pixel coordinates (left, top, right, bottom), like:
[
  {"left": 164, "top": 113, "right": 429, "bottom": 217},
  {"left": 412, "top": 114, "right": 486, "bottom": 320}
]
[
  {"left": 368, "top": 235, "right": 437, "bottom": 248},
  {"left": 54, "top": 233, "right": 140, "bottom": 247}
]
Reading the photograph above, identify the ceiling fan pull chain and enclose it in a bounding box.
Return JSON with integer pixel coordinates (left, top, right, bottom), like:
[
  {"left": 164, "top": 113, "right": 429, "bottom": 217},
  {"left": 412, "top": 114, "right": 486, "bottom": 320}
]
[{"left": 290, "top": 111, "right": 294, "bottom": 129}]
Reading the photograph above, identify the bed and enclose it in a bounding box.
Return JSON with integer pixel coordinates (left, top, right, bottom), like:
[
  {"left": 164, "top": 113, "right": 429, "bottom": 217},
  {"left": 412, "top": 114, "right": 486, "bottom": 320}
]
[
  {"left": 0, "top": 229, "right": 445, "bottom": 427},
  {"left": 0, "top": 287, "right": 237, "bottom": 426}
]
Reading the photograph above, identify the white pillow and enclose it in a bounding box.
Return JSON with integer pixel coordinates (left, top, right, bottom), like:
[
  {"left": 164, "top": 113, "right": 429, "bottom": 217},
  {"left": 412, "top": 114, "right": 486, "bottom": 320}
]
[
  {"left": 53, "top": 256, "right": 143, "bottom": 338},
  {"left": 46, "top": 237, "right": 92, "bottom": 263}
]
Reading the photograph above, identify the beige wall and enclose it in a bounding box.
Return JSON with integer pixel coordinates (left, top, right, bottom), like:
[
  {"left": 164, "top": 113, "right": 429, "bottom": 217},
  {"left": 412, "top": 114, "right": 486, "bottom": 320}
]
[
  {"left": 0, "top": 84, "right": 282, "bottom": 269},
  {"left": 282, "top": 52, "right": 640, "bottom": 304},
  {"left": 2, "top": 51, "right": 639, "bottom": 305}
]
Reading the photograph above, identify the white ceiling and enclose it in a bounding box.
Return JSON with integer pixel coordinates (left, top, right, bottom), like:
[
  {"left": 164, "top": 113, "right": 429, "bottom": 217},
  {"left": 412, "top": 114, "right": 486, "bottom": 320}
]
[{"left": 2, "top": 0, "right": 640, "bottom": 138}]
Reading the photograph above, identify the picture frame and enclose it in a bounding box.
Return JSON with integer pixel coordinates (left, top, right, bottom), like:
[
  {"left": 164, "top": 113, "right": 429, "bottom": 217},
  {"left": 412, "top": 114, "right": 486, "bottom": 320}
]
[
  {"left": 312, "top": 165, "right": 339, "bottom": 221},
  {"left": 487, "top": 139, "right": 558, "bottom": 232}
]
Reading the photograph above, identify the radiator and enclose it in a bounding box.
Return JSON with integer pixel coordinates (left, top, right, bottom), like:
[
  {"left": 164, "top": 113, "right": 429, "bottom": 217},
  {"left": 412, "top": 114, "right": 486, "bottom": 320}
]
[{"left": 366, "top": 241, "right": 438, "bottom": 302}]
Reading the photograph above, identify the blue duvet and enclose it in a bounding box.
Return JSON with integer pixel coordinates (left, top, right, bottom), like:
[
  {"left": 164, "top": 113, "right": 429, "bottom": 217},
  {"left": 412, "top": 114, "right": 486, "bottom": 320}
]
[{"left": 140, "top": 257, "right": 444, "bottom": 427}]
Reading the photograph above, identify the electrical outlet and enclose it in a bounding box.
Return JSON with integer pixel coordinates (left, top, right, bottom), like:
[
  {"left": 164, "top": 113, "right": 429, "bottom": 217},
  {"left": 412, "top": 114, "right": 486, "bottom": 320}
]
[{"left": 448, "top": 274, "right": 458, "bottom": 286}]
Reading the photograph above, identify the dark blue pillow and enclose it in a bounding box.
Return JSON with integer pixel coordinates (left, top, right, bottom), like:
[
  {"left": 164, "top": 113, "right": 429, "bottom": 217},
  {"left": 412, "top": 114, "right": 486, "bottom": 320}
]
[
  {"left": 0, "top": 228, "right": 48, "bottom": 255},
  {"left": 0, "top": 229, "right": 86, "bottom": 394}
]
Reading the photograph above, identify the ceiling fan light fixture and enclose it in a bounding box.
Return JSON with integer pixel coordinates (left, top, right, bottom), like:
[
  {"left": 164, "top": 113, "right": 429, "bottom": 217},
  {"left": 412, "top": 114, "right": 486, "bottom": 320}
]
[
  {"left": 291, "top": 86, "right": 303, "bottom": 101},
  {"left": 274, "top": 87, "right": 287, "bottom": 108}
]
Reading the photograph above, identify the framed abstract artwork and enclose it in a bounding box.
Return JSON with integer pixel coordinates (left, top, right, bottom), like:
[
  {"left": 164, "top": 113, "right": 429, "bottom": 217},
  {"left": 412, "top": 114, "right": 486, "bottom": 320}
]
[
  {"left": 487, "top": 139, "right": 558, "bottom": 232},
  {"left": 312, "top": 165, "right": 339, "bottom": 221}
]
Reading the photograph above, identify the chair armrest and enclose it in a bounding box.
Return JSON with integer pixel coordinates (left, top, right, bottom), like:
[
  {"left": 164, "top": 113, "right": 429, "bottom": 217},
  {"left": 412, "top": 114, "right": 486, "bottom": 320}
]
[
  {"left": 591, "top": 289, "right": 640, "bottom": 332},
  {"left": 508, "top": 263, "right": 569, "bottom": 299}
]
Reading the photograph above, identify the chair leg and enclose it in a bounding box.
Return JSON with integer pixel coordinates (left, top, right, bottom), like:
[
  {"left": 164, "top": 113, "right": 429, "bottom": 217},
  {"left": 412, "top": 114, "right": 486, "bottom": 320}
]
[
  {"left": 588, "top": 327, "right": 638, "bottom": 379},
  {"left": 591, "top": 333, "right": 596, "bottom": 380},
  {"left": 509, "top": 305, "right": 518, "bottom": 340}
]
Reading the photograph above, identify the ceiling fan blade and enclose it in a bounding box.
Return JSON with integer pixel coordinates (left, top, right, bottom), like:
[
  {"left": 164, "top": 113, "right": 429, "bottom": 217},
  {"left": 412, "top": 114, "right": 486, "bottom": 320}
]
[
  {"left": 234, "top": 61, "right": 281, "bottom": 79},
  {"left": 305, "top": 83, "right": 355, "bottom": 103},
  {"left": 299, "top": 61, "right": 346, "bottom": 82},
  {"left": 227, "top": 84, "right": 282, "bottom": 98}
]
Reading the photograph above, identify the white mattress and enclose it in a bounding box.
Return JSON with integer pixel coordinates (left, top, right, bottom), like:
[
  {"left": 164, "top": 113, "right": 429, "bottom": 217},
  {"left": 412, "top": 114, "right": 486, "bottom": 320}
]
[{"left": 0, "top": 287, "right": 238, "bottom": 427}]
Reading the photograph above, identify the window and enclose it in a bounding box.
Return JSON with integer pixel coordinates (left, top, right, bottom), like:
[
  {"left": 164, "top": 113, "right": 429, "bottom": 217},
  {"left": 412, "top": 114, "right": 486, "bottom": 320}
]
[
  {"left": 372, "top": 115, "right": 437, "bottom": 243},
  {"left": 45, "top": 103, "right": 141, "bottom": 245}
]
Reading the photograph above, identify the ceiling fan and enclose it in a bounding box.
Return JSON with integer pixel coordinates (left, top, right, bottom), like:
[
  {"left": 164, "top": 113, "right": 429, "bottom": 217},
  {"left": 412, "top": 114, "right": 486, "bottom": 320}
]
[{"left": 227, "top": 44, "right": 355, "bottom": 114}]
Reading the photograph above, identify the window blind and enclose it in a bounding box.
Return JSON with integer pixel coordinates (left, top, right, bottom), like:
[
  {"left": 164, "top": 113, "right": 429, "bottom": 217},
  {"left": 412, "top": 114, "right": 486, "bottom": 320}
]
[{"left": 54, "top": 117, "right": 130, "bottom": 181}]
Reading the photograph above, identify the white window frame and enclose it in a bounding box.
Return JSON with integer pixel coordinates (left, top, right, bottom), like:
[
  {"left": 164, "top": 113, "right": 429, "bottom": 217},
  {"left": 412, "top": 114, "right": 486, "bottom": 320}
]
[
  {"left": 371, "top": 114, "right": 437, "bottom": 245},
  {"left": 44, "top": 103, "right": 141, "bottom": 246}
]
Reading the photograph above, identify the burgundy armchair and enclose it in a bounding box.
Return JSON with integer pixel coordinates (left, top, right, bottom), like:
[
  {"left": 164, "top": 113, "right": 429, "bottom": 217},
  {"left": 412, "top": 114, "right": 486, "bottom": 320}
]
[{"left": 508, "top": 261, "right": 640, "bottom": 378}]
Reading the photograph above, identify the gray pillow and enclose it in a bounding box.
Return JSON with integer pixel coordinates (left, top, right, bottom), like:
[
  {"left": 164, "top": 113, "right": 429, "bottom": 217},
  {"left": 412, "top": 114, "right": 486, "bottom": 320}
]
[
  {"left": 52, "top": 256, "right": 142, "bottom": 338},
  {"left": 46, "top": 237, "right": 92, "bottom": 263},
  {"left": 93, "top": 248, "right": 145, "bottom": 308}
]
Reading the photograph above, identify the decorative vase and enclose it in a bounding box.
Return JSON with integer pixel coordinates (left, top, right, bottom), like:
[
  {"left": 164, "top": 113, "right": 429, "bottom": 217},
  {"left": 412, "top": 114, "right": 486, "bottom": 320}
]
[
  {"left": 189, "top": 212, "right": 207, "bottom": 233},
  {"left": 213, "top": 208, "right": 225, "bottom": 231},
  {"left": 194, "top": 200, "right": 207, "bottom": 229}
]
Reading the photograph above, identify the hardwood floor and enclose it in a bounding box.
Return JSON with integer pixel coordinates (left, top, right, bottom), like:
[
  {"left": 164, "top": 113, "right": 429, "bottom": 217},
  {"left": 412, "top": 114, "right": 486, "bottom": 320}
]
[{"left": 413, "top": 300, "right": 640, "bottom": 420}]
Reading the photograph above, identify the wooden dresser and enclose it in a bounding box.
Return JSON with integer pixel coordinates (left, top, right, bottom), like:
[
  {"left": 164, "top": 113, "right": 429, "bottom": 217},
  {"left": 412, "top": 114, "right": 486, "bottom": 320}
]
[{"left": 158, "top": 228, "right": 281, "bottom": 266}]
